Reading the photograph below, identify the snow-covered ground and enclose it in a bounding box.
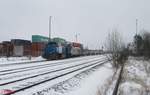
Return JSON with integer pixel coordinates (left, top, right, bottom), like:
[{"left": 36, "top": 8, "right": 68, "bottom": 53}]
[
  {"left": 0, "top": 57, "right": 104, "bottom": 92},
  {"left": 105, "top": 67, "right": 121, "bottom": 95},
  {"left": 0, "top": 55, "right": 103, "bottom": 71},
  {"left": 65, "top": 62, "right": 115, "bottom": 95},
  {"left": 0, "top": 56, "right": 45, "bottom": 65},
  {"left": 0, "top": 55, "right": 116, "bottom": 95},
  {"left": 0, "top": 55, "right": 105, "bottom": 65},
  {"left": 15, "top": 62, "right": 115, "bottom": 95},
  {"left": 3, "top": 56, "right": 149, "bottom": 95},
  {"left": 118, "top": 57, "right": 150, "bottom": 95}
]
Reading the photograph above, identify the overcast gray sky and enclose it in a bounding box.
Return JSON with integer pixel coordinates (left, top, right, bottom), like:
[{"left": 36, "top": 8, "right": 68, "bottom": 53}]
[{"left": 0, "top": 0, "right": 150, "bottom": 49}]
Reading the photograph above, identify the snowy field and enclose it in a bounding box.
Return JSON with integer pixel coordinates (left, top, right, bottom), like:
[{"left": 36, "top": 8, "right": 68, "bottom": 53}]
[
  {"left": 118, "top": 57, "right": 150, "bottom": 95},
  {"left": 0, "top": 55, "right": 116, "bottom": 95}
]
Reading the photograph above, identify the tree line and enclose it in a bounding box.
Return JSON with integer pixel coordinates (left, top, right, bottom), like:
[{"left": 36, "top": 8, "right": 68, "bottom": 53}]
[
  {"left": 105, "top": 28, "right": 150, "bottom": 68},
  {"left": 131, "top": 30, "right": 150, "bottom": 58}
]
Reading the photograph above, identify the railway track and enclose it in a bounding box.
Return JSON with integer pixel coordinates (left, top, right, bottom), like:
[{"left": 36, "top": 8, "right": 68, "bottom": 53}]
[
  {"left": 0, "top": 55, "right": 100, "bottom": 75},
  {"left": 112, "top": 64, "right": 124, "bottom": 95},
  {"left": 0, "top": 58, "right": 106, "bottom": 85},
  {"left": 0, "top": 56, "right": 104, "bottom": 84},
  {"left": 0, "top": 57, "right": 109, "bottom": 95}
]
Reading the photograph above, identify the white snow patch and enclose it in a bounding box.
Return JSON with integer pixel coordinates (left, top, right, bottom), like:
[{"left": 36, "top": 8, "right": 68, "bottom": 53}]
[
  {"left": 0, "top": 56, "right": 45, "bottom": 65},
  {"left": 118, "top": 57, "right": 150, "bottom": 95},
  {"left": 118, "top": 82, "right": 146, "bottom": 95},
  {"left": 64, "top": 63, "right": 114, "bottom": 95},
  {"left": 17, "top": 62, "right": 114, "bottom": 95}
]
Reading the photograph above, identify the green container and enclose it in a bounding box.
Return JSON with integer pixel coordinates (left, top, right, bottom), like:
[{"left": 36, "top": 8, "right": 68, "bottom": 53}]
[
  {"left": 32, "top": 35, "right": 49, "bottom": 42},
  {"left": 52, "top": 37, "right": 66, "bottom": 44}
]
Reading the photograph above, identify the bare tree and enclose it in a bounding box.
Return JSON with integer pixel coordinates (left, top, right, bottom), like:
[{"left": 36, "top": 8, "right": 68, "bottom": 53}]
[
  {"left": 140, "top": 30, "right": 150, "bottom": 58},
  {"left": 105, "top": 29, "right": 126, "bottom": 68},
  {"left": 133, "top": 34, "right": 143, "bottom": 56}
]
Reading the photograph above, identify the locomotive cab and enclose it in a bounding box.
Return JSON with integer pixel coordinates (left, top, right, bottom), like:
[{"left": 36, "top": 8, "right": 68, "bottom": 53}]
[
  {"left": 42, "top": 42, "right": 58, "bottom": 59},
  {"left": 42, "top": 42, "right": 66, "bottom": 60}
]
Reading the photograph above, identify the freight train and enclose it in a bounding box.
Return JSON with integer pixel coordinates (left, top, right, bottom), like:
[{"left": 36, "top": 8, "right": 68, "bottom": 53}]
[
  {"left": 0, "top": 36, "right": 103, "bottom": 58},
  {"left": 42, "top": 41, "right": 83, "bottom": 60}
]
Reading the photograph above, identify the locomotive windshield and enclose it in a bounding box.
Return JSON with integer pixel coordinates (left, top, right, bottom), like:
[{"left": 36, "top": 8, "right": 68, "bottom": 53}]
[{"left": 47, "top": 42, "right": 58, "bottom": 47}]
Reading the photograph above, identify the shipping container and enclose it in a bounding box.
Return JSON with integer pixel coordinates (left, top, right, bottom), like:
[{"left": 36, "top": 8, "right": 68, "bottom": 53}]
[
  {"left": 32, "top": 35, "right": 49, "bottom": 43},
  {"left": 52, "top": 37, "right": 67, "bottom": 44},
  {"left": 2, "top": 41, "right": 13, "bottom": 57},
  {"left": 13, "top": 45, "right": 24, "bottom": 57},
  {"left": 71, "top": 47, "right": 82, "bottom": 56},
  {"left": 13, "top": 45, "right": 31, "bottom": 57},
  {"left": 11, "top": 39, "right": 31, "bottom": 46},
  {"left": 0, "top": 43, "right": 3, "bottom": 56},
  {"left": 11, "top": 39, "right": 31, "bottom": 56},
  {"left": 23, "top": 45, "right": 31, "bottom": 56},
  {"left": 71, "top": 42, "right": 82, "bottom": 47},
  {"left": 31, "top": 42, "right": 47, "bottom": 57}
]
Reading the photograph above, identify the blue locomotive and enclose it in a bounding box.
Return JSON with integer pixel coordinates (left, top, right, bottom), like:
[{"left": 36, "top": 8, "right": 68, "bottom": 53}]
[{"left": 42, "top": 41, "right": 83, "bottom": 60}]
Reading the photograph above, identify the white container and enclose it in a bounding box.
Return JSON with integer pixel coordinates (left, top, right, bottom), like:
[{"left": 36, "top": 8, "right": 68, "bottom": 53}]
[
  {"left": 13, "top": 45, "right": 24, "bottom": 56},
  {"left": 71, "top": 47, "right": 81, "bottom": 56}
]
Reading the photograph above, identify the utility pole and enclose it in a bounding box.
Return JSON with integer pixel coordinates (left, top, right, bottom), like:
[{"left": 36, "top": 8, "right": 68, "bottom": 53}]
[
  {"left": 75, "top": 34, "right": 78, "bottom": 42},
  {"left": 49, "top": 16, "right": 52, "bottom": 42},
  {"left": 136, "top": 19, "right": 138, "bottom": 35},
  {"left": 75, "top": 33, "right": 80, "bottom": 43}
]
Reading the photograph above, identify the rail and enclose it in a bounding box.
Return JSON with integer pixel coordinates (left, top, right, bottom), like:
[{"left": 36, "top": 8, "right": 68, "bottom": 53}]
[{"left": 2, "top": 59, "right": 109, "bottom": 95}]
